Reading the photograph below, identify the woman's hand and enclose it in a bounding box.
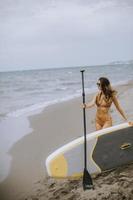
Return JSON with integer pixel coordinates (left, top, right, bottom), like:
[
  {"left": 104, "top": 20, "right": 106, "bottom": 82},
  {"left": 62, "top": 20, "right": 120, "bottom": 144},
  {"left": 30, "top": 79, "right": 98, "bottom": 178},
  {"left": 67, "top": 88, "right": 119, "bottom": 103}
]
[
  {"left": 82, "top": 103, "right": 87, "bottom": 109},
  {"left": 128, "top": 121, "right": 133, "bottom": 126}
]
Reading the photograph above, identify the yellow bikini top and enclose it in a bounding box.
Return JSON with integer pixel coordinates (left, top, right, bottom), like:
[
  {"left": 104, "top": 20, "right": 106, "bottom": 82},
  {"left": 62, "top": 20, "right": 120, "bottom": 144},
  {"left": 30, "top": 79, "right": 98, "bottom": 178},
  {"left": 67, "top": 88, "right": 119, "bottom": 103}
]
[{"left": 95, "top": 92, "right": 113, "bottom": 108}]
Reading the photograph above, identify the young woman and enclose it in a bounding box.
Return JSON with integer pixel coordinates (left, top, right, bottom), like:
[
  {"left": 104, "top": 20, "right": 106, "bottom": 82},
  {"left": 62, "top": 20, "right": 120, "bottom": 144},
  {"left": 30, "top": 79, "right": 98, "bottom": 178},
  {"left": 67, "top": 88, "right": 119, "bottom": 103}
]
[{"left": 83, "top": 77, "right": 128, "bottom": 130}]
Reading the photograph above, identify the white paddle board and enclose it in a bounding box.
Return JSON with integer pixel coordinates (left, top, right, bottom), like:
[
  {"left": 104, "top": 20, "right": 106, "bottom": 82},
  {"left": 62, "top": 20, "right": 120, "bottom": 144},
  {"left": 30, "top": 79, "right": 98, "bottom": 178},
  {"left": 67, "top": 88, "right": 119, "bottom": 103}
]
[{"left": 46, "top": 123, "right": 133, "bottom": 178}]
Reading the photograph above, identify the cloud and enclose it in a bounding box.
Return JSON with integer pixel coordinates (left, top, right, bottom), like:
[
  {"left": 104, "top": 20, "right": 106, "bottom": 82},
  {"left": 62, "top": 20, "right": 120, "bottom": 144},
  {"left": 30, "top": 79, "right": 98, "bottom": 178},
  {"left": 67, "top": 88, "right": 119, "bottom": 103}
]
[{"left": 0, "top": 0, "right": 133, "bottom": 71}]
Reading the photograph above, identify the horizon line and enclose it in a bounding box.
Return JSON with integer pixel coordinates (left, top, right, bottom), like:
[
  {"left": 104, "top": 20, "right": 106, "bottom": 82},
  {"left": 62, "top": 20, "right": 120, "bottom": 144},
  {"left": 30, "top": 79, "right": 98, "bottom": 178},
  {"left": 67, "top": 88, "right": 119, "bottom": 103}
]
[{"left": 0, "top": 60, "right": 132, "bottom": 73}]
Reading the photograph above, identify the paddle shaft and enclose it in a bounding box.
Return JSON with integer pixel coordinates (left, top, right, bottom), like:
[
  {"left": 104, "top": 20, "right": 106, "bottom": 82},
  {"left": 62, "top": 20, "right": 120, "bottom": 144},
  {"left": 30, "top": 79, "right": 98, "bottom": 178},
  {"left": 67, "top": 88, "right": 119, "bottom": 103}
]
[
  {"left": 80, "top": 70, "right": 87, "bottom": 169},
  {"left": 80, "top": 70, "right": 94, "bottom": 190}
]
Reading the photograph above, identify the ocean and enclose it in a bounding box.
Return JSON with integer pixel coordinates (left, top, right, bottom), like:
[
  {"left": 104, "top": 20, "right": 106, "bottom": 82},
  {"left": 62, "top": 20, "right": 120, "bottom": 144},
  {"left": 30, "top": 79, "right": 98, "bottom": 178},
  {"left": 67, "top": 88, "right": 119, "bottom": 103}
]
[{"left": 0, "top": 64, "right": 133, "bottom": 121}]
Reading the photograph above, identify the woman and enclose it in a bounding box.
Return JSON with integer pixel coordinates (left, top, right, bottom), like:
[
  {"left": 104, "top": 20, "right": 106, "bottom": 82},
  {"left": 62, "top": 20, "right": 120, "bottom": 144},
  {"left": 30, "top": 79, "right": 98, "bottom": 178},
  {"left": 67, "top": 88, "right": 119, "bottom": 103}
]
[{"left": 83, "top": 77, "right": 128, "bottom": 130}]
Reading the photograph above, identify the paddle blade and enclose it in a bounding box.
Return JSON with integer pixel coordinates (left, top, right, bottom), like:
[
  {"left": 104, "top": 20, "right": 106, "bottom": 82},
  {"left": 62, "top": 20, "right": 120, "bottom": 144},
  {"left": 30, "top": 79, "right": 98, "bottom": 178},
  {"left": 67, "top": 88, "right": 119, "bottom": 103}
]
[{"left": 83, "top": 168, "right": 94, "bottom": 190}]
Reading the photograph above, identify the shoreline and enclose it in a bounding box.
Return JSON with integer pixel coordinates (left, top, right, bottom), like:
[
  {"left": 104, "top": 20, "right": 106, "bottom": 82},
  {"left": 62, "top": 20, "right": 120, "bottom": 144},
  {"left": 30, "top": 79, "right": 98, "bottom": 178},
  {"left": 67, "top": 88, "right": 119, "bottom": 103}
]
[
  {"left": 0, "top": 80, "right": 133, "bottom": 200},
  {"left": 1, "top": 79, "right": 132, "bottom": 123}
]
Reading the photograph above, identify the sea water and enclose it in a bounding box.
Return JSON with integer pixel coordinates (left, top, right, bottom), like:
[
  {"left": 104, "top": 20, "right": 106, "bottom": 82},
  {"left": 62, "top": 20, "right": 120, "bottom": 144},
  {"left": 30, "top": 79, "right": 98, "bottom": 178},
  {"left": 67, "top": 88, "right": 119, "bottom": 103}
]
[{"left": 0, "top": 64, "right": 133, "bottom": 121}]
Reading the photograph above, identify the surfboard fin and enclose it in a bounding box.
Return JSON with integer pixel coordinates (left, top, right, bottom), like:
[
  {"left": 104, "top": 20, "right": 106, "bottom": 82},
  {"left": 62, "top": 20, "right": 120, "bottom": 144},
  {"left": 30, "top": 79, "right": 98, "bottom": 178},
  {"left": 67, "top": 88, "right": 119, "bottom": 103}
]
[{"left": 83, "top": 168, "right": 94, "bottom": 190}]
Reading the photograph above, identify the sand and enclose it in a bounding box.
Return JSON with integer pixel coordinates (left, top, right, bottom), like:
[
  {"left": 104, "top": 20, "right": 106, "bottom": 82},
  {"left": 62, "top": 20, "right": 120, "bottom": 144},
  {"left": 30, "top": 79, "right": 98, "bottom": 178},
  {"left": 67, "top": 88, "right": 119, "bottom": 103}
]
[
  {"left": 24, "top": 163, "right": 133, "bottom": 200},
  {"left": 0, "top": 81, "right": 133, "bottom": 200}
]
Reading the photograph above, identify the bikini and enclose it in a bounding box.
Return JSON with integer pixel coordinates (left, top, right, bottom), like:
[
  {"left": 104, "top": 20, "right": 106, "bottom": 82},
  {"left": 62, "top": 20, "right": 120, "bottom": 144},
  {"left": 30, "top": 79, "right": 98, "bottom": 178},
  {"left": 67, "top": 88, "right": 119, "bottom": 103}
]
[{"left": 95, "top": 92, "right": 112, "bottom": 126}]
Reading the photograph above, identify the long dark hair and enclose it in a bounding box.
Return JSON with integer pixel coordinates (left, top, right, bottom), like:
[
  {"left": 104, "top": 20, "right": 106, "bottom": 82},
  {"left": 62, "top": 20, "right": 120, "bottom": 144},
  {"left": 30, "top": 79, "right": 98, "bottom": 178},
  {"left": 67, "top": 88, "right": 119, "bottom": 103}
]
[{"left": 99, "top": 77, "right": 116, "bottom": 99}]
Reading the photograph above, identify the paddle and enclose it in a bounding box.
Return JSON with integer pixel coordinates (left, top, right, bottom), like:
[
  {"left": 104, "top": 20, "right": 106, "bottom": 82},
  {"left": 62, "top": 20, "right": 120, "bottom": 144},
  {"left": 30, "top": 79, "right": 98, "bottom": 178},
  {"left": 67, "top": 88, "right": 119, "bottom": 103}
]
[{"left": 80, "top": 70, "right": 94, "bottom": 190}]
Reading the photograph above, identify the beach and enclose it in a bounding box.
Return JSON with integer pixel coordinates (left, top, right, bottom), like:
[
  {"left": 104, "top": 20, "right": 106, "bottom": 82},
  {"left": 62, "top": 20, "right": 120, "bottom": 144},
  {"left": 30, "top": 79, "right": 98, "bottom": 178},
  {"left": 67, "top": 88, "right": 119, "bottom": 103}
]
[
  {"left": 0, "top": 80, "right": 133, "bottom": 200},
  {"left": 1, "top": 0, "right": 133, "bottom": 199}
]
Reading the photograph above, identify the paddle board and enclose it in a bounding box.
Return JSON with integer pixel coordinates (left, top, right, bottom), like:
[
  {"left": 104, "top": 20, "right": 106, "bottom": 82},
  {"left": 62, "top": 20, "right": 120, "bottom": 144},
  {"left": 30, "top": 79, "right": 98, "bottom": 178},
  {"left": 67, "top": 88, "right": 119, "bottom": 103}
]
[{"left": 46, "top": 122, "right": 133, "bottom": 178}]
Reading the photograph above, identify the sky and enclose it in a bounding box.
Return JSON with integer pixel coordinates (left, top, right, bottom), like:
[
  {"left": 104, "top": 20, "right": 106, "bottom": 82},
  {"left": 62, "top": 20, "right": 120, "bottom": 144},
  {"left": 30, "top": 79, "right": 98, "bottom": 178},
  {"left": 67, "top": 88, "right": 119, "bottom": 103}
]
[{"left": 0, "top": 0, "right": 133, "bottom": 72}]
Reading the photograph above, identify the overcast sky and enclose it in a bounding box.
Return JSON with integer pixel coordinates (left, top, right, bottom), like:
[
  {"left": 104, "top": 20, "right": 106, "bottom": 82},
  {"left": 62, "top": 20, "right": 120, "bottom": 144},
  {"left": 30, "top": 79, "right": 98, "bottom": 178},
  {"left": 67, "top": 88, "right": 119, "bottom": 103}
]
[{"left": 0, "top": 0, "right": 133, "bottom": 71}]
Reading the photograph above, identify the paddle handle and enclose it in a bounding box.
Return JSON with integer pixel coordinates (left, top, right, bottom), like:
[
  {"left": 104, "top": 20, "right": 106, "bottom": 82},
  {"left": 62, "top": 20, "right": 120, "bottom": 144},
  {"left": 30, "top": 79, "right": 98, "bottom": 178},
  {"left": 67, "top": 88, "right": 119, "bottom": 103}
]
[{"left": 80, "top": 70, "right": 87, "bottom": 169}]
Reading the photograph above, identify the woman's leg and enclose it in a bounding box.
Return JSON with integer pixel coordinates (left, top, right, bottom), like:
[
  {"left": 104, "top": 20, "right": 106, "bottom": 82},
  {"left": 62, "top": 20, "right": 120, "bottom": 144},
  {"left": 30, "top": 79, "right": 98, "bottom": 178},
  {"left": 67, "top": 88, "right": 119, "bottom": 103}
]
[
  {"left": 95, "top": 116, "right": 103, "bottom": 130},
  {"left": 95, "top": 122, "right": 102, "bottom": 130},
  {"left": 103, "top": 118, "right": 112, "bottom": 129}
]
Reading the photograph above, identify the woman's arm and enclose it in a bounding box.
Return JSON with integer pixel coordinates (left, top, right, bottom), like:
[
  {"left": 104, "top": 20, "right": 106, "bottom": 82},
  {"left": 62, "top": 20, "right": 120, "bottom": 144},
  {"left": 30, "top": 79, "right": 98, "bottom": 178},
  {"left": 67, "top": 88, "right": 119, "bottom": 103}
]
[
  {"left": 112, "top": 94, "right": 127, "bottom": 121},
  {"left": 83, "top": 94, "right": 97, "bottom": 109}
]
